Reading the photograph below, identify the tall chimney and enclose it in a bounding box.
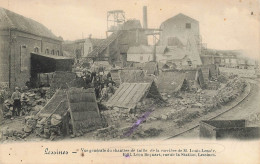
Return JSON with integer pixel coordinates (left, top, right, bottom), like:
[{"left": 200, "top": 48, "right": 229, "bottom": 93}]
[{"left": 143, "top": 6, "right": 148, "bottom": 29}]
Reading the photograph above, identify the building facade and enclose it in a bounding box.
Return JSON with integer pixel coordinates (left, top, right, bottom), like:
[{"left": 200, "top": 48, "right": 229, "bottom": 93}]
[
  {"left": 0, "top": 8, "right": 62, "bottom": 89},
  {"left": 159, "top": 13, "right": 202, "bottom": 66}
]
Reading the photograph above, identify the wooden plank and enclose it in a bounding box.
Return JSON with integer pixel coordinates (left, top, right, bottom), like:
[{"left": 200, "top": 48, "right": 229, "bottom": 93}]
[
  {"left": 107, "top": 84, "right": 126, "bottom": 102},
  {"left": 108, "top": 83, "right": 131, "bottom": 105},
  {"left": 117, "top": 83, "right": 138, "bottom": 107},
  {"left": 122, "top": 83, "right": 147, "bottom": 106},
  {"left": 125, "top": 83, "right": 150, "bottom": 108},
  {"left": 116, "top": 83, "right": 137, "bottom": 107},
  {"left": 70, "top": 102, "right": 98, "bottom": 112}
]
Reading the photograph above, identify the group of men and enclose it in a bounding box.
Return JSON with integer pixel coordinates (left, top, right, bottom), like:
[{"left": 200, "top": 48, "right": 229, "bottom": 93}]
[{"left": 82, "top": 70, "right": 116, "bottom": 102}]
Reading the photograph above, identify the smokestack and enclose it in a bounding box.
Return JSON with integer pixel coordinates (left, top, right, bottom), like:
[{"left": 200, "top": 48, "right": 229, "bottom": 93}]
[{"left": 143, "top": 6, "right": 148, "bottom": 29}]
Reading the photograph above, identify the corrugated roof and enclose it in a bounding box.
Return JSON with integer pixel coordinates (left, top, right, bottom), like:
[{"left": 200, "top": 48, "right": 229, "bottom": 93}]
[
  {"left": 0, "top": 8, "right": 60, "bottom": 40},
  {"left": 106, "top": 82, "right": 152, "bottom": 109}
]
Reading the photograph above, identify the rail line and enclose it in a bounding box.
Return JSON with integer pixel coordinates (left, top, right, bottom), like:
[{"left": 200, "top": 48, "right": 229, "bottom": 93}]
[{"left": 165, "top": 82, "right": 254, "bottom": 140}]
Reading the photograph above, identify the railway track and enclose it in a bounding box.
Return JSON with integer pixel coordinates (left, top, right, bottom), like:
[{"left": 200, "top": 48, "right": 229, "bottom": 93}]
[{"left": 165, "top": 81, "right": 255, "bottom": 140}]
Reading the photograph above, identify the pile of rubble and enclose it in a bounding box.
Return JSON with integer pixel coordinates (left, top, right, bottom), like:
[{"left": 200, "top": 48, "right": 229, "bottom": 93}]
[
  {"left": 93, "top": 124, "right": 163, "bottom": 140},
  {"left": 1, "top": 126, "right": 30, "bottom": 141},
  {"left": 216, "top": 77, "right": 246, "bottom": 105},
  {"left": 93, "top": 125, "right": 121, "bottom": 140},
  {"left": 203, "top": 77, "right": 247, "bottom": 114},
  {"left": 2, "top": 88, "right": 47, "bottom": 119}
]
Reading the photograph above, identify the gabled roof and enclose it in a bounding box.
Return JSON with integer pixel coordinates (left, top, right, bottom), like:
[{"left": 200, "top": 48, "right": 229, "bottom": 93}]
[
  {"left": 161, "top": 13, "right": 198, "bottom": 28},
  {"left": 0, "top": 8, "right": 60, "bottom": 40}
]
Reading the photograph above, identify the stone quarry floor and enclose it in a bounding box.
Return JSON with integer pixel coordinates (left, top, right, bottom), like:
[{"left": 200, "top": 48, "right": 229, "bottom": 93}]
[{"left": 1, "top": 79, "right": 259, "bottom": 142}]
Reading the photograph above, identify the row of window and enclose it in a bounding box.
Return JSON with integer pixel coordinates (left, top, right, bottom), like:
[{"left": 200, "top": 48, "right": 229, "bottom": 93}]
[{"left": 34, "top": 47, "right": 61, "bottom": 56}]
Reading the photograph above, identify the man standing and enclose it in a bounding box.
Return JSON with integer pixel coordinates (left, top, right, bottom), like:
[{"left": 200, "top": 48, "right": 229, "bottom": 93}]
[{"left": 11, "top": 87, "right": 21, "bottom": 118}]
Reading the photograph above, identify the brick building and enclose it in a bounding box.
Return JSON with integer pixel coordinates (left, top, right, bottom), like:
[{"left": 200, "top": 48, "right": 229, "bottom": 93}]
[{"left": 0, "top": 8, "right": 63, "bottom": 90}]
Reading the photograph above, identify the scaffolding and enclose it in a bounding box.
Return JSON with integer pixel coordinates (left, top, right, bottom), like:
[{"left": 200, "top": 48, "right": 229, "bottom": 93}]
[{"left": 107, "top": 10, "right": 125, "bottom": 34}]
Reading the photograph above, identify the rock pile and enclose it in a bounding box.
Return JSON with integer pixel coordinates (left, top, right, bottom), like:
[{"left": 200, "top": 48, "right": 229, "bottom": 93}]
[
  {"left": 216, "top": 78, "right": 246, "bottom": 105},
  {"left": 1, "top": 127, "right": 29, "bottom": 141},
  {"left": 93, "top": 125, "right": 121, "bottom": 140}
]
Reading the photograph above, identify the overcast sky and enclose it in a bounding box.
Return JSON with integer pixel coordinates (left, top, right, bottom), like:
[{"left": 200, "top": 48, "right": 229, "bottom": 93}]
[{"left": 0, "top": 0, "right": 259, "bottom": 59}]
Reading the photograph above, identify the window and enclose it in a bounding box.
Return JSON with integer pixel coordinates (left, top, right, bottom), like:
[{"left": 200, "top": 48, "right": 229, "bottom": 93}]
[
  {"left": 187, "top": 60, "right": 192, "bottom": 66},
  {"left": 56, "top": 50, "right": 60, "bottom": 56},
  {"left": 45, "top": 49, "right": 49, "bottom": 54},
  {"left": 186, "top": 23, "right": 191, "bottom": 29},
  {"left": 51, "top": 50, "right": 55, "bottom": 55},
  {"left": 34, "top": 47, "right": 39, "bottom": 53}
]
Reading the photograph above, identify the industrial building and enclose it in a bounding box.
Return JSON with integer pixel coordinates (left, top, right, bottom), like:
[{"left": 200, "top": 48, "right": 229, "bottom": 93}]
[
  {"left": 159, "top": 13, "right": 202, "bottom": 66},
  {"left": 0, "top": 8, "right": 63, "bottom": 90},
  {"left": 63, "top": 37, "right": 104, "bottom": 62}
]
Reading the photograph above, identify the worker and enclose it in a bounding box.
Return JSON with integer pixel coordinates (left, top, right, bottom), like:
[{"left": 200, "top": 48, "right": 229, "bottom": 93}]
[
  {"left": 100, "top": 85, "right": 108, "bottom": 102},
  {"left": 107, "top": 77, "right": 116, "bottom": 86},
  {"left": 11, "top": 87, "right": 21, "bottom": 118},
  {"left": 107, "top": 83, "right": 115, "bottom": 95}
]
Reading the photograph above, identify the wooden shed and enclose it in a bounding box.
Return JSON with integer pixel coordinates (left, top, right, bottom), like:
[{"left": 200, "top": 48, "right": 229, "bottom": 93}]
[
  {"left": 106, "top": 81, "right": 162, "bottom": 109},
  {"left": 67, "top": 88, "right": 102, "bottom": 135},
  {"left": 37, "top": 88, "right": 102, "bottom": 136}
]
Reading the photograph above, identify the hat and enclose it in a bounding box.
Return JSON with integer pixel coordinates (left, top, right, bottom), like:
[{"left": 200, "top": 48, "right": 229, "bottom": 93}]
[{"left": 15, "top": 87, "right": 19, "bottom": 90}]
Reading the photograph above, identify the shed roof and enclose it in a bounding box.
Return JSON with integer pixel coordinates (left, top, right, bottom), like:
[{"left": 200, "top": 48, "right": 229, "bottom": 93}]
[
  {"left": 157, "top": 71, "right": 186, "bottom": 93},
  {"left": 31, "top": 53, "right": 73, "bottom": 60},
  {"left": 106, "top": 81, "right": 161, "bottom": 109},
  {"left": 37, "top": 90, "right": 68, "bottom": 117},
  {"left": 0, "top": 8, "right": 60, "bottom": 40},
  {"left": 67, "top": 88, "right": 102, "bottom": 134},
  {"left": 133, "top": 62, "right": 159, "bottom": 75},
  {"left": 119, "top": 70, "right": 154, "bottom": 83}
]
